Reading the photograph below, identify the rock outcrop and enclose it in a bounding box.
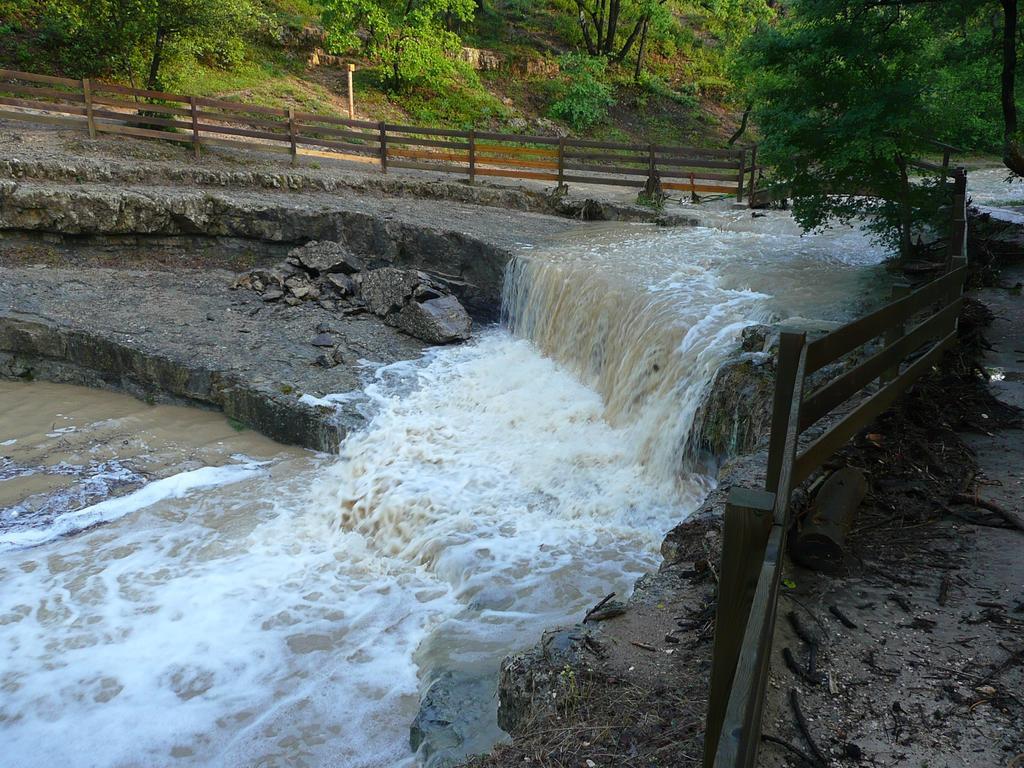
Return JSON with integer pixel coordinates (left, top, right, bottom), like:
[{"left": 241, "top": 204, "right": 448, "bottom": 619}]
[
  {"left": 233, "top": 248, "right": 473, "bottom": 344},
  {"left": 361, "top": 267, "right": 472, "bottom": 344}
]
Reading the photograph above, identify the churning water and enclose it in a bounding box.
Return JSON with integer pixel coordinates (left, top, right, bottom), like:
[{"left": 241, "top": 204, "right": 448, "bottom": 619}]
[{"left": 0, "top": 214, "right": 887, "bottom": 767}]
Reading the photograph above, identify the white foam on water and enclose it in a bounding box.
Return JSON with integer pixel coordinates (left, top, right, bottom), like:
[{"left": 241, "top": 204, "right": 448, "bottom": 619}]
[
  {"left": 0, "top": 462, "right": 265, "bottom": 551},
  {"left": 968, "top": 166, "right": 1024, "bottom": 207},
  {"left": 0, "top": 216, "right": 890, "bottom": 767},
  {"left": 0, "top": 331, "right": 698, "bottom": 768}
]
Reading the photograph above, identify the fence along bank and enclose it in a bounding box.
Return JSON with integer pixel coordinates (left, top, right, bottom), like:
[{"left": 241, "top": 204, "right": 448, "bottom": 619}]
[{"left": 0, "top": 67, "right": 761, "bottom": 203}]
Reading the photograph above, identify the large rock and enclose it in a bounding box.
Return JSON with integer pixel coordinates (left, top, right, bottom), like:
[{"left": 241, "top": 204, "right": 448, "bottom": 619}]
[
  {"left": 360, "top": 267, "right": 472, "bottom": 344},
  {"left": 287, "top": 240, "right": 364, "bottom": 275},
  {"left": 410, "top": 671, "right": 494, "bottom": 767},
  {"left": 397, "top": 295, "right": 472, "bottom": 345}
]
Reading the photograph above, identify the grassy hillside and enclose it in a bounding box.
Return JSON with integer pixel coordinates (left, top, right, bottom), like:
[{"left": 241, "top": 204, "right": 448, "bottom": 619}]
[{"left": 0, "top": 0, "right": 752, "bottom": 147}]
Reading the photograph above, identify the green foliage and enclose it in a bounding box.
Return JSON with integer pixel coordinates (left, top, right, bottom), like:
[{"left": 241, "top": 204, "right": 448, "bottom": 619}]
[
  {"left": 398, "top": 66, "right": 507, "bottom": 126},
  {"left": 548, "top": 53, "right": 615, "bottom": 130},
  {"left": 637, "top": 72, "right": 698, "bottom": 109},
  {"left": 738, "top": 0, "right": 961, "bottom": 253},
  {"left": 35, "top": 0, "right": 265, "bottom": 87},
  {"left": 322, "top": 0, "right": 475, "bottom": 92}
]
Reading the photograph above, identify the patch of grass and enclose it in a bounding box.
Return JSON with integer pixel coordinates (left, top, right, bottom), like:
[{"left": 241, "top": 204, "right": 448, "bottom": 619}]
[
  {"left": 227, "top": 417, "right": 248, "bottom": 432},
  {"left": 397, "top": 80, "right": 507, "bottom": 129}
]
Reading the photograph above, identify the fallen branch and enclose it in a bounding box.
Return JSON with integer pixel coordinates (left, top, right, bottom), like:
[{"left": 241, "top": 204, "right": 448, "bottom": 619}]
[
  {"left": 761, "top": 733, "right": 821, "bottom": 767},
  {"left": 583, "top": 592, "right": 616, "bottom": 624},
  {"left": 789, "top": 689, "right": 829, "bottom": 767},
  {"left": 951, "top": 492, "right": 1024, "bottom": 532}
]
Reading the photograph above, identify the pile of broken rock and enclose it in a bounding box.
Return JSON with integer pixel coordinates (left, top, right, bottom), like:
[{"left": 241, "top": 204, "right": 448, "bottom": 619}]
[{"left": 231, "top": 240, "right": 472, "bottom": 345}]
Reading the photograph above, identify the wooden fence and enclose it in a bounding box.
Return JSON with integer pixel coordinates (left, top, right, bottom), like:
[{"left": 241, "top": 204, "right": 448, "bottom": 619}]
[
  {"left": 702, "top": 166, "right": 970, "bottom": 768},
  {"left": 0, "top": 67, "right": 757, "bottom": 202}
]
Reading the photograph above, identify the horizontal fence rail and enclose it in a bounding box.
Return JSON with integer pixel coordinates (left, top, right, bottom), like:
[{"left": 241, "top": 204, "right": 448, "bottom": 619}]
[
  {"left": 0, "top": 67, "right": 756, "bottom": 201},
  {"left": 704, "top": 167, "right": 969, "bottom": 768}
]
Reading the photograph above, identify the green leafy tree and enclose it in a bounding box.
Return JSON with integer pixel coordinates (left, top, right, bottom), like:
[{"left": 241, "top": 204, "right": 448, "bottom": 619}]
[
  {"left": 48, "top": 0, "right": 261, "bottom": 88},
  {"left": 548, "top": 53, "right": 615, "bottom": 130},
  {"left": 322, "top": 0, "right": 475, "bottom": 91},
  {"left": 738, "top": 0, "right": 1019, "bottom": 254}
]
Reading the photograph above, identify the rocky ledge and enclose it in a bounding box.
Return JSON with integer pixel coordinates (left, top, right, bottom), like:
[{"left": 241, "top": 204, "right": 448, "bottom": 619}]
[
  {"left": 0, "top": 264, "right": 430, "bottom": 451},
  {"left": 0, "top": 180, "right": 577, "bottom": 321}
]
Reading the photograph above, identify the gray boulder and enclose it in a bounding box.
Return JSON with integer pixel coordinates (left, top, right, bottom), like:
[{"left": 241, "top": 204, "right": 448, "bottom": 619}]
[
  {"left": 360, "top": 267, "right": 471, "bottom": 344},
  {"left": 360, "top": 267, "right": 425, "bottom": 315},
  {"left": 324, "top": 272, "right": 356, "bottom": 296},
  {"left": 410, "top": 671, "right": 493, "bottom": 767},
  {"left": 397, "top": 295, "right": 472, "bottom": 345},
  {"left": 287, "top": 240, "right": 364, "bottom": 275}
]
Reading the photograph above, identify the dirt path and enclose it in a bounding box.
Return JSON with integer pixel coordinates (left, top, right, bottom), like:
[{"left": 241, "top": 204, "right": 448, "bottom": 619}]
[{"left": 758, "top": 265, "right": 1024, "bottom": 768}]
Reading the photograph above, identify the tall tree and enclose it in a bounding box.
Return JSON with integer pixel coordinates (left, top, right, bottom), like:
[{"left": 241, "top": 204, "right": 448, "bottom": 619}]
[
  {"left": 574, "top": 0, "right": 656, "bottom": 62},
  {"left": 740, "top": 0, "right": 1022, "bottom": 253},
  {"left": 742, "top": 0, "right": 944, "bottom": 253},
  {"left": 54, "top": 0, "right": 260, "bottom": 89},
  {"left": 322, "top": 0, "right": 475, "bottom": 91}
]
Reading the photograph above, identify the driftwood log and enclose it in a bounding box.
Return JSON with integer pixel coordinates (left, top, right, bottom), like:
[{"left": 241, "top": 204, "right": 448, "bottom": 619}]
[{"left": 790, "top": 467, "right": 868, "bottom": 573}]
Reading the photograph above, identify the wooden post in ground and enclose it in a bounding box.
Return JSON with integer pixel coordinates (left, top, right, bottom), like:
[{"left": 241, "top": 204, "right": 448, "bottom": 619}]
[
  {"left": 644, "top": 142, "right": 662, "bottom": 198},
  {"left": 947, "top": 168, "right": 967, "bottom": 270},
  {"left": 468, "top": 130, "right": 476, "bottom": 184},
  {"left": 557, "top": 137, "right": 565, "bottom": 191},
  {"left": 347, "top": 64, "right": 356, "bottom": 120},
  {"left": 702, "top": 486, "right": 776, "bottom": 768},
  {"left": 882, "top": 283, "right": 912, "bottom": 383},
  {"left": 82, "top": 78, "right": 96, "bottom": 139},
  {"left": 765, "top": 330, "right": 808, "bottom": 495},
  {"left": 735, "top": 148, "right": 746, "bottom": 203},
  {"left": 189, "top": 96, "right": 200, "bottom": 159},
  {"left": 379, "top": 121, "right": 388, "bottom": 173},
  {"left": 948, "top": 255, "right": 968, "bottom": 334},
  {"left": 288, "top": 107, "right": 297, "bottom": 165},
  {"left": 747, "top": 144, "right": 758, "bottom": 204}
]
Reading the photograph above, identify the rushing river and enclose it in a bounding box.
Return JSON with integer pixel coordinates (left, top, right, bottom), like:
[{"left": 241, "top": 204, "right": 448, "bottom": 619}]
[{"left": 1, "top": 213, "right": 888, "bottom": 767}]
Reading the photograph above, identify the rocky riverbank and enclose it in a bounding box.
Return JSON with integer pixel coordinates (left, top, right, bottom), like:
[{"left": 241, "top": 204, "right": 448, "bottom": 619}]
[{"left": 461, "top": 212, "right": 1024, "bottom": 768}]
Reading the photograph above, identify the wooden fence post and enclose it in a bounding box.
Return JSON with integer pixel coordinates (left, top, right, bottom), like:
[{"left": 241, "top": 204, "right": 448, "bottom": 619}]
[
  {"left": 948, "top": 255, "right": 968, "bottom": 334},
  {"left": 557, "top": 137, "right": 566, "bottom": 190},
  {"left": 703, "top": 487, "right": 776, "bottom": 768},
  {"left": 947, "top": 168, "right": 967, "bottom": 270},
  {"left": 288, "top": 107, "right": 297, "bottom": 165},
  {"left": 747, "top": 144, "right": 758, "bottom": 204},
  {"left": 881, "top": 283, "right": 912, "bottom": 383},
  {"left": 82, "top": 78, "right": 96, "bottom": 139},
  {"left": 735, "top": 148, "right": 746, "bottom": 203},
  {"left": 189, "top": 96, "right": 200, "bottom": 160},
  {"left": 765, "top": 330, "right": 807, "bottom": 496},
  {"left": 379, "top": 121, "right": 388, "bottom": 173},
  {"left": 347, "top": 63, "right": 356, "bottom": 120},
  {"left": 645, "top": 142, "right": 662, "bottom": 198},
  {"left": 468, "top": 129, "right": 476, "bottom": 184}
]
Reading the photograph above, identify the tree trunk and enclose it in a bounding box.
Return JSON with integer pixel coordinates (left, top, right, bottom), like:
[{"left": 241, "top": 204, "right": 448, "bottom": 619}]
[
  {"left": 576, "top": 1, "right": 598, "bottom": 55},
  {"left": 1000, "top": 0, "right": 1024, "bottom": 176},
  {"left": 728, "top": 103, "right": 753, "bottom": 146},
  {"left": 614, "top": 15, "right": 645, "bottom": 63},
  {"left": 633, "top": 15, "right": 649, "bottom": 81},
  {"left": 146, "top": 26, "right": 165, "bottom": 91},
  {"left": 605, "top": 0, "right": 621, "bottom": 56}
]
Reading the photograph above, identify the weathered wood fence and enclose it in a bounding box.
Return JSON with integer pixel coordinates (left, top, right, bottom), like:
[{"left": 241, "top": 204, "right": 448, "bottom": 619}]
[
  {"left": 703, "top": 166, "right": 969, "bottom": 768},
  {"left": 0, "top": 67, "right": 758, "bottom": 201}
]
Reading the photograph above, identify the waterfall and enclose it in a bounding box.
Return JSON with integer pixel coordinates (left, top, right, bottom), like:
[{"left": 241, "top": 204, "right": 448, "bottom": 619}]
[{"left": 500, "top": 247, "right": 770, "bottom": 483}]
